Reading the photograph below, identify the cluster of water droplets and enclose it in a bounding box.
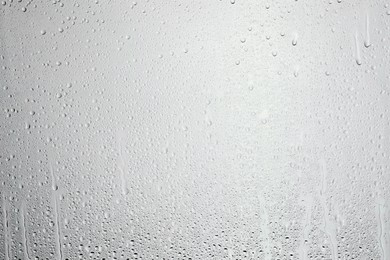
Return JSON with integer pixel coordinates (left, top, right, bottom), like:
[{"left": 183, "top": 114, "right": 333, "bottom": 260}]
[{"left": 1, "top": 0, "right": 390, "bottom": 259}]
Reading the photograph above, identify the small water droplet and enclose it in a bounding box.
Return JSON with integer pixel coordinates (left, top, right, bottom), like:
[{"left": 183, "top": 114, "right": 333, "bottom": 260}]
[
  {"left": 292, "top": 34, "right": 298, "bottom": 46},
  {"left": 293, "top": 68, "right": 299, "bottom": 77}
]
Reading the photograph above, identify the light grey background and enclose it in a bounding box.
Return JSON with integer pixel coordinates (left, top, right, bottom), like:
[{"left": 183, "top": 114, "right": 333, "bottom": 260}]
[{"left": 1, "top": 0, "right": 390, "bottom": 259}]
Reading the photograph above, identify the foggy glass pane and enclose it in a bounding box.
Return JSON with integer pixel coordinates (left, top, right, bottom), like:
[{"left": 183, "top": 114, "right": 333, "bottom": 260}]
[{"left": 1, "top": 0, "right": 390, "bottom": 259}]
